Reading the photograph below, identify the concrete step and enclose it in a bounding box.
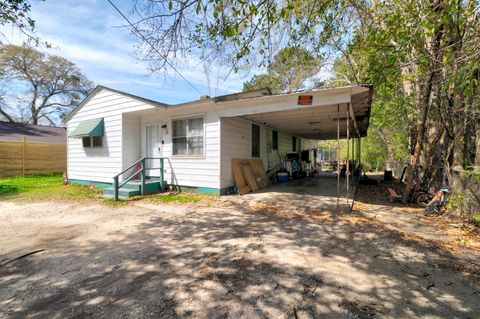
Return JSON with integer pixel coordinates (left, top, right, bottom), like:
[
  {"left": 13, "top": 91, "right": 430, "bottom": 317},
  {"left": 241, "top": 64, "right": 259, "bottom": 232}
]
[
  {"left": 101, "top": 180, "right": 162, "bottom": 198},
  {"left": 102, "top": 187, "right": 140, "bottom": 198}
]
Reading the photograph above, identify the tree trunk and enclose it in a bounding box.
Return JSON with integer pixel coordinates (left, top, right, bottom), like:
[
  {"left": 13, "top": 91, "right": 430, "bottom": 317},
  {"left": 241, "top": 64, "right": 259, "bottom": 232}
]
[
  {"left": 402, "top": 7, "right": 444, "bottom": 202},
  {"left": 422, "top": 124, "right": 444, "bottom": 190},
  {"left": 402, "top": 78, "right": 433, "bottom": 202},
  {"left": 30, "top": 86, "right": 39, "bottom": 124},
  {"left": 450, "top": 111, "right": 465, "bottom": 191},
  {"left": 0, "top": 107, "right": 15, "bottom": 122},
  {"left": 475, "top": 121, "right": 480, "bottom": 170}
]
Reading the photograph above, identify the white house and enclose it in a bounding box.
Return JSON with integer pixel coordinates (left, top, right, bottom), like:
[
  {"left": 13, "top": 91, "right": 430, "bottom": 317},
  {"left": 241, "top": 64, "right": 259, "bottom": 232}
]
[{"left": 64, "top": 85, "right": 372, "bottom": 196}]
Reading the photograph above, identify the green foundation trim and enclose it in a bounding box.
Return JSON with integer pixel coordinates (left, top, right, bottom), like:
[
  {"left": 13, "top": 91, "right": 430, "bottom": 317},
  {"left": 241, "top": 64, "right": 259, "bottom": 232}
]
[
  {"left": 70, "top": 179, "right": 232, "bottom": 195},
  {"left": 169, "top": 185, "right": 223, "bottom": 195},
  {"left": 69, "top": 179, "right": 111, "bottom": 188}
]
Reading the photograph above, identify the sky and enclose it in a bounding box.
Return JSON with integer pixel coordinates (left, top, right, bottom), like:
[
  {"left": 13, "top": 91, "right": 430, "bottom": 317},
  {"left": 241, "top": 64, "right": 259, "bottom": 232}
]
[{"left": 2, "top": 0, "right": 250, "bottom": 105}]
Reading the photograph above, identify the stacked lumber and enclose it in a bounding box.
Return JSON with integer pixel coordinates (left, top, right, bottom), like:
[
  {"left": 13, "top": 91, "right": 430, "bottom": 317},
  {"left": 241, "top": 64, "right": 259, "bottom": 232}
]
[{"left": 232, "top": 158, "right": 269, "bottom": 195}]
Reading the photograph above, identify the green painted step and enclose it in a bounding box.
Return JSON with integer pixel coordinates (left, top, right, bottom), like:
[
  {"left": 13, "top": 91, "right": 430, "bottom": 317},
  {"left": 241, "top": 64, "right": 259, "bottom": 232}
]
[
  {"left": 102, "top": 187, "right": 140, "bottom": 198},
  {"left": 101, "top": 180, "right": 164, "bottom": 198}
]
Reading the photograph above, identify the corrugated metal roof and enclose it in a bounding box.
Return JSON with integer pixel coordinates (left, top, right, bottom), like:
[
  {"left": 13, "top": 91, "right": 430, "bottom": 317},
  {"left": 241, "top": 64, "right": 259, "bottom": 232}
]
[{"left": 0, "top": 121, "right": 66, "bottom": 144}]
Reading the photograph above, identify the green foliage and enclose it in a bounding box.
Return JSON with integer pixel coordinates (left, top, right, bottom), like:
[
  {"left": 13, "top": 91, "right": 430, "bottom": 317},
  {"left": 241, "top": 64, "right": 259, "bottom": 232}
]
[
  {"left": 474, "top": 213, "right": 480, "bottom": 223},
  {"left": 447, "top": 192, "right": 464, "bottom": 212},
  {"left": 360, "top": 130, "right": 388, "bottom": 171},
  {"left": 243, "top": 74, "right": 283, "bottom": 94},
  {"left": 243, "top": 47, "right": 322, "bottom": 93},
  {"left": 0, "top": 0, "right": 39, "bottom": 45}
]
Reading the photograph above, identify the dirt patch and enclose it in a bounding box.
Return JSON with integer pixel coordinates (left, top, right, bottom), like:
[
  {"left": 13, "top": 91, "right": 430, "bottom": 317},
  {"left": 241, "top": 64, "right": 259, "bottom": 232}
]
[{"left": 0, "top": 194, "right": 479, "bottom": 318}]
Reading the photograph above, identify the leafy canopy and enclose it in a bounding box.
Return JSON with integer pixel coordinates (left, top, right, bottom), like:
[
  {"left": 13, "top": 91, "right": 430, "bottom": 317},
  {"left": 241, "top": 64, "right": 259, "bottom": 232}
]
[
  {"left": 0, "top": 45, "right": 93, "bottom": 124},
  {"left": 243, "top": 47, "right": 322, "bottom": 93}
]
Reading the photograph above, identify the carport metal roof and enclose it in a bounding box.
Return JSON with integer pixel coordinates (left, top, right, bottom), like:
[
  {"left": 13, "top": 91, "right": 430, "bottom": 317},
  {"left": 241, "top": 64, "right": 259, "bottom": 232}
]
[{"left": 216, "top": 85, "right": 373, "bottom": 140}]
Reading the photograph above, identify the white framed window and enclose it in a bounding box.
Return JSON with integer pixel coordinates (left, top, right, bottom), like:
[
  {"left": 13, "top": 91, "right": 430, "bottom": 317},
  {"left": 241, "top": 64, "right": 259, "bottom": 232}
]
[
  {"left": 82, "top": 136, "right": 102, "bottom": 148},
  {"left": 172, "top": 116, "right": 204, "bottom": 156}
]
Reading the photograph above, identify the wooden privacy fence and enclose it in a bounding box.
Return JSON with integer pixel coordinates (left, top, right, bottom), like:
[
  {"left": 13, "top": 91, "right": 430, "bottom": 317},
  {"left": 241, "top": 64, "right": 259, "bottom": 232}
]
[{"left": 0, "top": 140, "right": 66, "bottom": 177}]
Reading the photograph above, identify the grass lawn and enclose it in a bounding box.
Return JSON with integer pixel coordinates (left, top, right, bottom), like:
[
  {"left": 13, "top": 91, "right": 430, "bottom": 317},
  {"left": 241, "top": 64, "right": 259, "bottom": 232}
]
[
  {"left": 0, "top": 173, "right": 215, "bottom": 206},
  {"left": 0, "top": 173, "right": 101, "bottom": 202}
]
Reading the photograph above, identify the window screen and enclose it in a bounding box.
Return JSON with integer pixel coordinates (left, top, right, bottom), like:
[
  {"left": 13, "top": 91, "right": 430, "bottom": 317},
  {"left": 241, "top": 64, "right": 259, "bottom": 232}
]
[
  {"left": 82, "top": 137, "right": 91, "bottom": 147},
  {"left": 172, "top": 117, "right": 204, "bottom": 156},
  {"left": 272, "top": 130, "right": 278, "bottom": 150},
  {"left": 82, "top": 136, "right": 102, "bottom": 148},
  {"left": 251, "top": 124, "right": 260, "bottom": 157},
  {"left": 92, "top": 136, "right": 102, "bottom": 147}
]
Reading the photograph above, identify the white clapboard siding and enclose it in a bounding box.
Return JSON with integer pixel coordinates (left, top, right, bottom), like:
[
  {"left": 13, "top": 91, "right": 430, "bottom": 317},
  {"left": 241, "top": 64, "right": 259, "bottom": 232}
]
[
  {"left": 140, "top": 108, "right": 221, "bottom": 190},
  {"left": 67, "top": 88, "right": 157, "bottom": 184},
  {"left": 219, "top": 117, "right": 316, "bottom": 189},
  {"left": 122, "top": 113, "right": 142, "bottom": 179}
]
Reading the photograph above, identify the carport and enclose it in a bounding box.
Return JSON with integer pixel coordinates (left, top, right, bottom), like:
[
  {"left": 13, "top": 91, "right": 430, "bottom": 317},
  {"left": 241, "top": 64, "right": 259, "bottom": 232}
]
[{"left": 216, "top": 85, "right": 373, "bottom": 210}]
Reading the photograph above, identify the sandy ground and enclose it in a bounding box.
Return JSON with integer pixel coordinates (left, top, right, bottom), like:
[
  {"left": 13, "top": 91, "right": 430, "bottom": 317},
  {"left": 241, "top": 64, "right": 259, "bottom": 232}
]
[{"left": 0, "top": 189, "right": 479, "bottom": 318}]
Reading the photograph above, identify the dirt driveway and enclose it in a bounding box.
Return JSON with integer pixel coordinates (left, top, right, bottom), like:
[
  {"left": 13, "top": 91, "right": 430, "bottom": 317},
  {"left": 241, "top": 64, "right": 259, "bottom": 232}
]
[{"left": 0, "top": 193, "right": 479, "bottom": 318}]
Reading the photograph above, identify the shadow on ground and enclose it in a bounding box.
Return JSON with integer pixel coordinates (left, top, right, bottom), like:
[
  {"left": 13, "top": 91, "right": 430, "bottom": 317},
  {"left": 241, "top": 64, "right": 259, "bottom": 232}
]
[{"left": 0, "top": 190, "right": 479, "bottom": 318}]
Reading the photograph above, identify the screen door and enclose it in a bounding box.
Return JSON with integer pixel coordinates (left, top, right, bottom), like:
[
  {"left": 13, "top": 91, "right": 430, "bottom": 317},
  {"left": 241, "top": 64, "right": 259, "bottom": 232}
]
[{"left": 146, "top": 124, "right": 161, "bottom": 177}]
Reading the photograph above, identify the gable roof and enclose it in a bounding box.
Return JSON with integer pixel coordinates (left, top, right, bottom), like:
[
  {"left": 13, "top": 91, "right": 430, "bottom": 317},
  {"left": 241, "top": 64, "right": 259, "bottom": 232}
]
[
  {"left": 0, "top": 121, "right": 66, "bottom": 144},
  {"left": 63, "top": 85, "right": 169, "bottom": 123}
]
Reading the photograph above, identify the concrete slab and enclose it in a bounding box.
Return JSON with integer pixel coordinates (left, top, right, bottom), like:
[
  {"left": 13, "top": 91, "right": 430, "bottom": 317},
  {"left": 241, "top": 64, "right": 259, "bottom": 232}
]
[{"left": 241, "top": 173, "right": 355, "bottom": 212}]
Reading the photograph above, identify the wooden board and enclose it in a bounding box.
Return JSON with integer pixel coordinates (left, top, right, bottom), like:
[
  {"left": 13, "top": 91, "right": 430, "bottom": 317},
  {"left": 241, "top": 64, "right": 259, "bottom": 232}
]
[
  {"left": 0, "top": 141, "right": 66, "bottom": 177},
  {"left": 232, "top": 159, "right": 251, "bottom": 195},
  {"left": 266, "top": 164, "right": 281, "bottom": 179},
  {"left": 232, "top": 158, "right": 270, "bottom": 195},
  {"left": 250, "top": 159, "right": 268, "bottom": 188},
  {"left": 241, "top": 164, "right": 259, "bottom": 192}
]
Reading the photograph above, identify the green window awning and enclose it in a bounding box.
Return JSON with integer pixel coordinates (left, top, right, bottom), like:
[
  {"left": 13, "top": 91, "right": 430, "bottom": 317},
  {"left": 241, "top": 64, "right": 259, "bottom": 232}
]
[{"left": 69, "top": 118, "right": 104, "bottom": 138}]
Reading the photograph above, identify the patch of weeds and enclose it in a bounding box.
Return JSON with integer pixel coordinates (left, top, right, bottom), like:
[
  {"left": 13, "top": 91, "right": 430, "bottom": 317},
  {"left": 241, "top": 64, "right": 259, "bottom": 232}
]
[
  {"left": 102, "top": 197, "right": 131, "bottom": 207},
  {"left": 147, "top": 192, "right": 207, "bottom": 204}
]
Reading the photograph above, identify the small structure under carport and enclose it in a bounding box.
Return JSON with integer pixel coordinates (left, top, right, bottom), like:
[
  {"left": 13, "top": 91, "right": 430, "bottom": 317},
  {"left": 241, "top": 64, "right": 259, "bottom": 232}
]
[{"left": 215, "top": 85, "right": 373, "bottom": 208}]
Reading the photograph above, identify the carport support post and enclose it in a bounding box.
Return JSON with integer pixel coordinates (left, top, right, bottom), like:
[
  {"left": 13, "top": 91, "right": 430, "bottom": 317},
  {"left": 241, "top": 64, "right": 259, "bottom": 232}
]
[
  {"left": 358, "top": 137, "right": 361, "bottom": 164},
  {"left": 352, "top": 137, "right": 355, "bottom": 167},
  {"left": 336, "top": 104, "right": 340, "bottom": 211},
  {"left": 346, "top": 104, "right": 350, "bottom": 206}
]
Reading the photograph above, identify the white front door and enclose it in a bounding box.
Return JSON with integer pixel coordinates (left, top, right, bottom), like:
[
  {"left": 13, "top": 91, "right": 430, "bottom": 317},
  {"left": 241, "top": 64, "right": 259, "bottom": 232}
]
[{"left": 146, "top": 124, "right": 161, "bottom": 177}]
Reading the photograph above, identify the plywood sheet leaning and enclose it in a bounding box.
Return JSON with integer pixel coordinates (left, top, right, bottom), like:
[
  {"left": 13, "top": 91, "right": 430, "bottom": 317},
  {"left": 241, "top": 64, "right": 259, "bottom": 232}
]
[
  {"left": 232, "top": 159, "right": 251, "bottom": 195},
  {"left": 232, "top": 158, "right": 269, "bottom": 195},
  {"left": 250, "top": 159, "right": 268, "bottom": 188},
  {"left": 266, "top": 164, "right": 281, "bottom": 179},
  {"left": 241, "top": 164, "right": 259, "bottom": 192}
]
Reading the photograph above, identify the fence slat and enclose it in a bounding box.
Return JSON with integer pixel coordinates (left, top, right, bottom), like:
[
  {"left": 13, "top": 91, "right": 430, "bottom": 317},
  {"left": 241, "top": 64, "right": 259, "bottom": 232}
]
[{"left": 0, "top": 140, "right": 66, "bottom": 177}]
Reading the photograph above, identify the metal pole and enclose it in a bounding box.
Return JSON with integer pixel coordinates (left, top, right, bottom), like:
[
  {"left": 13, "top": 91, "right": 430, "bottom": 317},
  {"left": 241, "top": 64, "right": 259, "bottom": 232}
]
[
  {"left": 160, "top": 158, "right": 165, "bottom": 191},
  {"left": 140, "top": 158, "right": 145, "bottom": 195},
  {"left": 337, "top": 104, "right": 340, "bottom": 211},
  {"left": 113, "top": 176, "right": 119, "bottom": 201},
  {"left": 352, "top": 136, "right": 355, "bottom": 167},
  {"left": 346, "top": 104, "right": 350, "bottom": 206},
  {"left": 357, "top": 137, "right": 361, "bottom": 167}
]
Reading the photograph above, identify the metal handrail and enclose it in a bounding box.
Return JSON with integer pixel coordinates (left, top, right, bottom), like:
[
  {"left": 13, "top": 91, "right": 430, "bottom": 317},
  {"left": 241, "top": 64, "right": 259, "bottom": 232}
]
[
  {"left": 113, "top": 157, "right": 145, "bottom": 179},
  {"left": 113, "top": 157, "right": 166, "bottom": 201}
]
